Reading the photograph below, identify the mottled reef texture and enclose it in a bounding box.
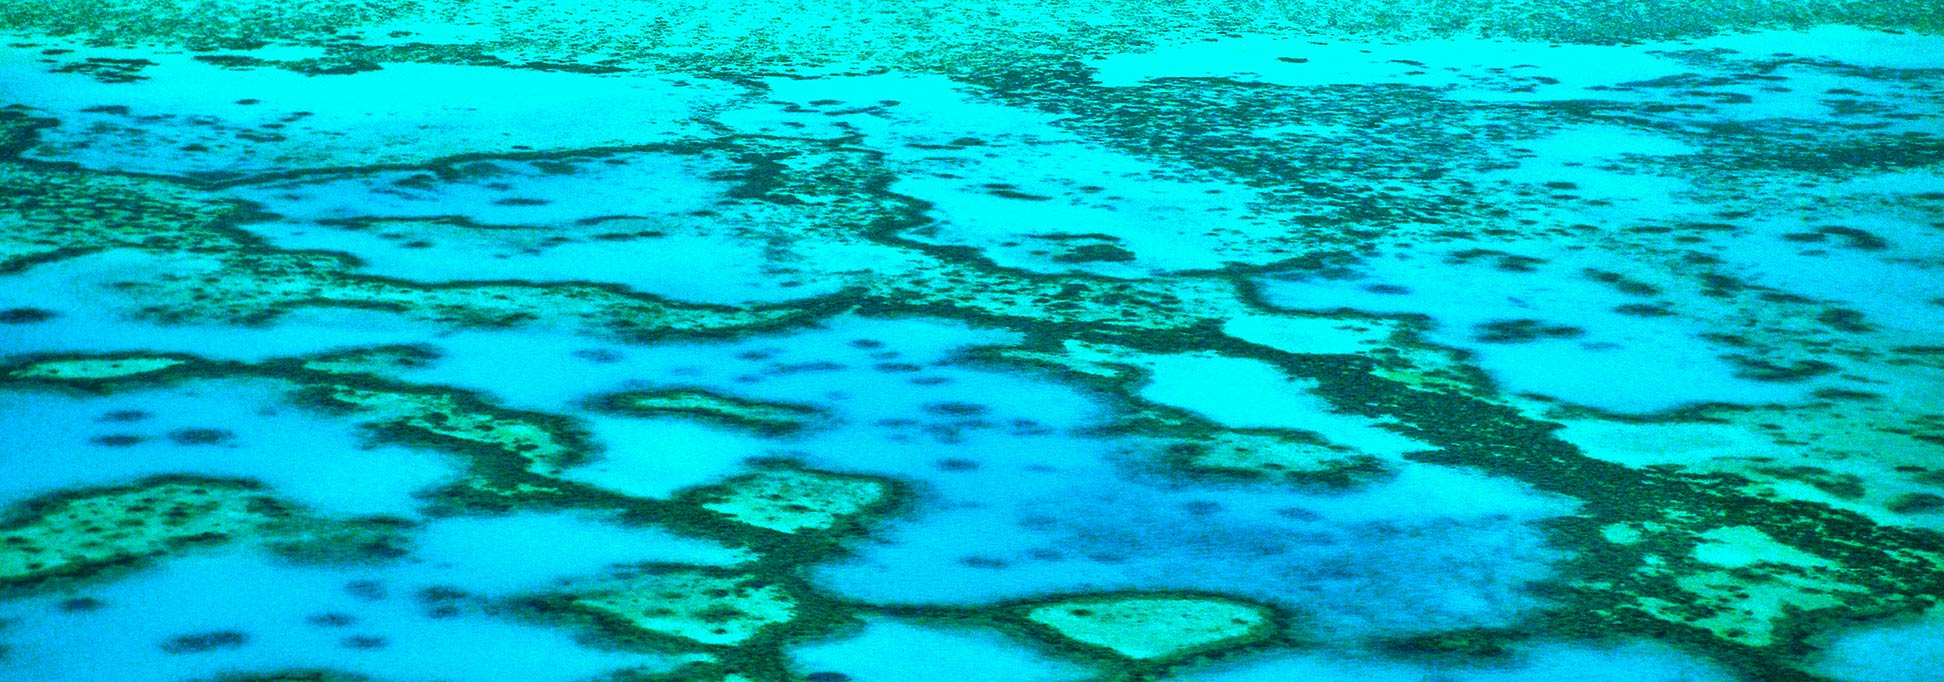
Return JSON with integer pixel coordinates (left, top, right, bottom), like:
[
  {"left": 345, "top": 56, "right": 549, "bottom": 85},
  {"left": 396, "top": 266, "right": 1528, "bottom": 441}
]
[{"left": 2, "top": 2, "right": 1942, "bottom": 681}]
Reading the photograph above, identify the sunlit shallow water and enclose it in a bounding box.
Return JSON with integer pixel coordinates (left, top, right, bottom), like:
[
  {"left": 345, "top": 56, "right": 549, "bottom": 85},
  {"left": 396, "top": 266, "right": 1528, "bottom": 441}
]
[{"left": 1, "top": 4, "right": 1942, "bottom": 682}]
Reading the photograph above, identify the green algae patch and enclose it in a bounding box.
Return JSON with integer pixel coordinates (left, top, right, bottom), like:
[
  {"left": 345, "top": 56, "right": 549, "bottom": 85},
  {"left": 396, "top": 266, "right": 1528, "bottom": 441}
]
[
  {"left": 0, "top": 161, "right": 812, "bottom": 342},
  {"left": 1, "top": 29, "right": 1940, "bottom": 682},
  {"left": 1022, "top": 594, "right": 1276, "bottom": 662},
  {"left": 0, "top": 350, "right": 608, "bottom": 514},
  {"left": 0, "top": 479, "right": 279, "bottom": 587},
  {"left": 981, "top": 338, "right": 1403, "bottom": 490},
  {"left": 1605, "top": 524, "right": 1865, "bottom": 648},
  {"left": 1692, "top": 526, "right": 1835, "bottom": 570},
  {"left": 1172, "top": 430, "right": 1390, "bottom": 489},
  {"left": 300, "top": 345, "right": 441, "bottom": 377},
  {"left": 301, "top": 384, "right": 587, "bottom": 476},
  {"left": 693, "top": 467, "right": 889, "bottom": 535},
  {"left": 1601, "top": 522, "right": 1653, "bottom": 545},
  {"left": 1635, "top": 569, "right": 1868, "bottom": 648},
  {"left": 569, "top": 567, "right": 796, "bottom": 647},
  {"left": 0, "top": 164, "right": 235, "bottom": 272},
  {"left": 6, "top": 355, "right": 187, "bottom": 382},
  {"left": 591, "top": 389, "right": 822, "bottom": 436},
  {"left": 8, "top": 0, "right": 1942, "bottom": 72}
]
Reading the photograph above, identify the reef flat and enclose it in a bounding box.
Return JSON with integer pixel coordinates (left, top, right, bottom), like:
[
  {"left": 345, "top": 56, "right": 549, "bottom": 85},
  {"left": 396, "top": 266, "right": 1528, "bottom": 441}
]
[{"left": 1, "top": 2, "right": 1941, "bottom": 681}]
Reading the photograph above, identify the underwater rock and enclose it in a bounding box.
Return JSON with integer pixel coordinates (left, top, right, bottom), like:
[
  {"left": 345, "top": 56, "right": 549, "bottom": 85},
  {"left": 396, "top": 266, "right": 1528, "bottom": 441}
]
[
  {"left": 0, "top": 478, "right": 279, "bottom": 587},
  {"left": 691, "top": 467, "right": 891, "bottom": 535},
  {"left": 590, "top": 389, "right": 823, "bottom": 436},
  {"left": 567, "top": 567, "right": 796, "bottom": 646},
  {"left": 1020, "top": 593, "right": 1276, "bottom": 662},
  {"left": 6, "top": 355, "right": 188, "bottom": 383}
]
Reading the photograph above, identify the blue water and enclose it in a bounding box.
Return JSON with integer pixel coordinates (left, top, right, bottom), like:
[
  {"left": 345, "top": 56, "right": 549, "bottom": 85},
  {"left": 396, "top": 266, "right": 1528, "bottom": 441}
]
[{"left": 2, "top": 8, "right": 1942, "bottom": 682}]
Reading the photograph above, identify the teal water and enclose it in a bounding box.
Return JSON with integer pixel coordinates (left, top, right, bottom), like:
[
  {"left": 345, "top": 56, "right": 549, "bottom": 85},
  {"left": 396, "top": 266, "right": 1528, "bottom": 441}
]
[{"left": 1, "top": 5, "right": 1942, "bottom": 682}]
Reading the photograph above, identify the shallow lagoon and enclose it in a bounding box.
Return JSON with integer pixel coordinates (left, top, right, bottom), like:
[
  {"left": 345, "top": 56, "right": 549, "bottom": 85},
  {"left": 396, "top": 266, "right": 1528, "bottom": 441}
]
[{"left": 2, "top": 3, "right": 1942, "bottom": 682}]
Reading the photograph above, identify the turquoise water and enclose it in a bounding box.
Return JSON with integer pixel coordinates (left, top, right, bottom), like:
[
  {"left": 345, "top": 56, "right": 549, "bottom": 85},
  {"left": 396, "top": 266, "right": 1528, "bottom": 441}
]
[{"left": 2, "top": 5, "right": 1943, "bottom": 682}]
